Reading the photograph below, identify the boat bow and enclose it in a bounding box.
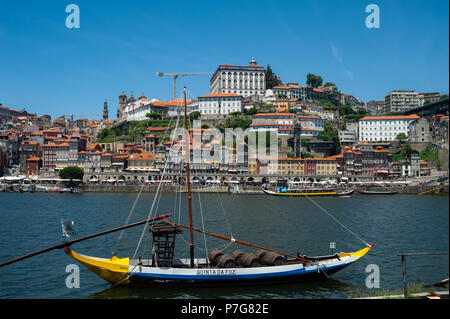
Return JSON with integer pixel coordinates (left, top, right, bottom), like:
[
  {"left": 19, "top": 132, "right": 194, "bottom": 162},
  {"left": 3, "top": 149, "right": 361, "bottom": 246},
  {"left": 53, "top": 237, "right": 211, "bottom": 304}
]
[
  {"left": 64, "top": 247, "right": 130, "bottom": 285},
  {"left": 338, "top": 243, "right": 374, "bottom": 263}
]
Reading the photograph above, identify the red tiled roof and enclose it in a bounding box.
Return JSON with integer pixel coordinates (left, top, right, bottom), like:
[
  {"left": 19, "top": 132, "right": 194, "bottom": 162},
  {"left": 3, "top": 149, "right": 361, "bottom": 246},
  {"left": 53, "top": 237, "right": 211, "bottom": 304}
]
[
  {"left": 198, "top": 93, "right": 243, "bottom": 98},
  {"left": 297, "top": 115, "right": 322, "bottom": 120},
  {"left": 146, "top": 127, "right": 169, "bottom": 131},
  {"left": 360, "top": 114, "right": 420, "bottom": 121},
  {"left": 250, "top": 123, "right": 294, "bottom": 127},
  {"left": 252, "top": 113, "right": 295, "bottom": 117},
  {"left": 128, "top": 152, "right": 155, "bottom": 161}
]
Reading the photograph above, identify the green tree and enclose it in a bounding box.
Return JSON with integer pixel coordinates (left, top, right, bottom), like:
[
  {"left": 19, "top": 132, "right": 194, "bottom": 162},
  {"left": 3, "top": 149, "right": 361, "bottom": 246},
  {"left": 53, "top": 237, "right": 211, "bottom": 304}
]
[
  {"left": 396, "top": 133, "right": 408, "bottom": 142},
  {"left": 146, "top": 112, "right": 162, "bottom": 120},
  {"left": 59, "top": 166, "right": 84, "bottom": 180},
  {"left": 265, "top": 65, "right": 282, "bottom": 89},
  {"left": 189, "top": 111, "right": 201, "bottom": 120},
  {"left": 113, "top": 128, "right": 122, "bottom": 137},
  {"left": 400, "top": 144, "right": 413, "bottom": 158},
  {"left": 97, "top": 128, "right": 110, "bottom": 140},
  {"left": 306, "top": 73, "right": 323, "bottom": 88},
  {"left": 245, "top": 107, "right": 257, "bottom": 115},
  {"left": 420, "top": 145, "right": 439, "bottom": 161},
  {"left": 318, "top": 123, "right": 341, "bottom": 153},
  {"left": 324, "top": 82, "right": 335, "bottom": 87},
  {"left": 217, "top": 117, "right": 252, "bottom": 131}
]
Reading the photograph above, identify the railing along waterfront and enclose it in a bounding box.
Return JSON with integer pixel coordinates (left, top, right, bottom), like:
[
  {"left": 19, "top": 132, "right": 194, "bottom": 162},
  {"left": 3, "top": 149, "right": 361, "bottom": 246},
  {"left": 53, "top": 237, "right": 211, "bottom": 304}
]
[{"left": 397, "top": 252, "right": 449, "bottom": 298}]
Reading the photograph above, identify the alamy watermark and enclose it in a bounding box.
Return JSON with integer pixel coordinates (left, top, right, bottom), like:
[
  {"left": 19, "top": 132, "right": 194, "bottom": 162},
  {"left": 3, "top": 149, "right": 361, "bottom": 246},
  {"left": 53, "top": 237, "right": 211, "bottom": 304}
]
[
  {"left": 65, "top": 264, "right": 80, "bottom": 288},
  {"left": 365, "top": 264, "right": 380, "bottom": 288},
  {"left": 365, "top": 4, "right": 380, "bottom": 29},
  {"left": 65, "top": 4, "right": 80, "bottom": 29}
]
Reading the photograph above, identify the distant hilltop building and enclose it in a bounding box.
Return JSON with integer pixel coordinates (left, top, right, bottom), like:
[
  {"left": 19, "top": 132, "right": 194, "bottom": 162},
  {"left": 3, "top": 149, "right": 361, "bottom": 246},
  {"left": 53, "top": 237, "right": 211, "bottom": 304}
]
[
  {"left": 366, "top": 100, "right": 385, "bottom": 115},
  {"left": 384, "top": 90, "right": 420, "bottom": 113},
  {"left": 384, "top": 90, "right": 441, "bottom": 113},
  {"left": 210, "top": 58, "right": 266, "bottom": 100},
  {"left": 117, "top": 91, "right": 197, "bottom": 121},
  {"left": 418, "top": 92, "right": 440, "bottom": 105},
  {"left": 117, "top": 91, "right": 152, "bottom": 119},
  {"left": 103, "top": 101, "right": 108, "bottom": 120}
]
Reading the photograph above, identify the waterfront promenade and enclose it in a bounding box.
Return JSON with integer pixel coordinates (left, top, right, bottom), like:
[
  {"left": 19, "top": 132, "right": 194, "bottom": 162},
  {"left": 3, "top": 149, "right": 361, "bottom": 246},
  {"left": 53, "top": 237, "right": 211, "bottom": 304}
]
[
  {"left": 79, "top": 183, "right": 450, "bottom": 194},
  {"left": 1, "top": 181, "right": 448, "bottom": 195},
  {"left": 1, "top": 170, "right": 448, "bottom": 195}
]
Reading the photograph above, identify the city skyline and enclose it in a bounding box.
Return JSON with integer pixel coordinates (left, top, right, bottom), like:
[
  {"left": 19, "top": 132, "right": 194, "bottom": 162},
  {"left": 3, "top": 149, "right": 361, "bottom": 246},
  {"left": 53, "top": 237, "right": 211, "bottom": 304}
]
[{"left": 0, "top": 0, "right": 448, "bottom": 119}]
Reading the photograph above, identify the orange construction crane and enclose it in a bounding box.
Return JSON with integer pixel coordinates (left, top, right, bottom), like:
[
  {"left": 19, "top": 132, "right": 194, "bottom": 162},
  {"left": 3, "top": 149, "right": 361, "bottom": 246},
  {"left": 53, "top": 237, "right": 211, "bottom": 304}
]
[{"left": 156, "top": 72, "right": 212, "bottom": 99}]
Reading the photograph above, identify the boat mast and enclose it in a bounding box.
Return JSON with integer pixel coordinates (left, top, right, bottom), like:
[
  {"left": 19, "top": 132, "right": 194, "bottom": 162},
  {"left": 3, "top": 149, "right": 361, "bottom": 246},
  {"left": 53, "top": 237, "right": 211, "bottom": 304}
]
[{"left": 183, "top": 87, "right": 195, "bottom": 268}]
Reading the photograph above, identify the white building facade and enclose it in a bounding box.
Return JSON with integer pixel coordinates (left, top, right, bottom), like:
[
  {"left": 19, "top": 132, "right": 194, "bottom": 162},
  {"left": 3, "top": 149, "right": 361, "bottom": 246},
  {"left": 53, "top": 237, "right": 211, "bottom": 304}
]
[
  {"left": 210, "top": 58, "right": 266, "bottom": 99},
  {"left": 358, "top": 115, "right": 421, "bottom": 142},
  {"left": 198, "top": 93, "right": 244, "bottom": 115}
]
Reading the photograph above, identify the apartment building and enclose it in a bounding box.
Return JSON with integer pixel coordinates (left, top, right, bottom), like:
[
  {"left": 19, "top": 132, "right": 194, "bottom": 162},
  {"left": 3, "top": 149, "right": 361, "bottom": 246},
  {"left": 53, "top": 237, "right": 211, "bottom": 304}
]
[
  {"left": 250, "top": 113, "right": 296, "bottom": 136},
  {"left": 385, "top": 90, "right": 420, "bottom": 113}
]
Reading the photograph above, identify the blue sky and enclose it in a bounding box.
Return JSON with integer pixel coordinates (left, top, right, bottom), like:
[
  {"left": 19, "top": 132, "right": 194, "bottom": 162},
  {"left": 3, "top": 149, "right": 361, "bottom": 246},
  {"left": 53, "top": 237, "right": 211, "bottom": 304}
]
[{"left": 0, "top": 0, "right": 448, "bottom": 119}]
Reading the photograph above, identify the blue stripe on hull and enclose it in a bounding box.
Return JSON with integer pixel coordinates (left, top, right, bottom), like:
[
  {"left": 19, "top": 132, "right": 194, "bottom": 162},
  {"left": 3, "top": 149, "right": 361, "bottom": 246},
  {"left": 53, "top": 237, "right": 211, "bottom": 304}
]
[{"left": 128, "top": 262, "right": 351, "bottom": 285}]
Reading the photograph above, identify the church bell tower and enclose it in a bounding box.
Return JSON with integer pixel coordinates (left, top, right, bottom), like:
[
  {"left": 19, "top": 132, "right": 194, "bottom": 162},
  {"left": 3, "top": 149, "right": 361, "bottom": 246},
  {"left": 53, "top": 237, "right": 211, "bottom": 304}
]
[{"left": 103, "top": 101, "right": 109, "bottom": 120}]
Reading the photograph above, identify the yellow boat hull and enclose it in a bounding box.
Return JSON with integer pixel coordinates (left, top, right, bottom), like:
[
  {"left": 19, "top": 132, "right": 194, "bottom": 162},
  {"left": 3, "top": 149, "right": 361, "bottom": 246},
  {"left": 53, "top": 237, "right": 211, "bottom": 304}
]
[{"left": 64, "top": 247, "right": 129, "bottom": 285}]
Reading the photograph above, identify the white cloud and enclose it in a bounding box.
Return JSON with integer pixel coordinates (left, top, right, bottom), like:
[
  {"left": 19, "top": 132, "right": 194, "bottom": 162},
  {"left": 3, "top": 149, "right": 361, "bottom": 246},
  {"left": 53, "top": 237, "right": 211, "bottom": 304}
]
[
  {"left": 330, "top": 41, "right": 354, "bottom": 80},
  {"left": 330, "top": 42, "right": 343, "bottom": 64}
]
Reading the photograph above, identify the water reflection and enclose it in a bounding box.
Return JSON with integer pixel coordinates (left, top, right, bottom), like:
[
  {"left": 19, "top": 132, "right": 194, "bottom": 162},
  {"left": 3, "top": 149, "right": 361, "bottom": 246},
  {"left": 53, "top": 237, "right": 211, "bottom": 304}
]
[{"left": 88, "top": 278, "right": 352, "bottom": 299}]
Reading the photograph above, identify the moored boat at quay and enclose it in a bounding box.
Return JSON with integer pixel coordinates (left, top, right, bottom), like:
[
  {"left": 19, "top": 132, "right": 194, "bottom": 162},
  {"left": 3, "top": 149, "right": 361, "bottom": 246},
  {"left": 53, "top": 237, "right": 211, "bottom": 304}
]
[
  {"left": 262, "top": 187, "right": 355, "bottom": 197},
  {"left": 357, "top": 190, "right": 398, "bottom": 195}
]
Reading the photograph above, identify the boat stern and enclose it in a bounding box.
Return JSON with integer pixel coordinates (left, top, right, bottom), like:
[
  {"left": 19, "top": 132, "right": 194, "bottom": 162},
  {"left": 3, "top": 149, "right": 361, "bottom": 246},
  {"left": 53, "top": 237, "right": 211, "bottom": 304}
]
[{"left": 64, "top": 247, "right": 130, "bottom": 285}]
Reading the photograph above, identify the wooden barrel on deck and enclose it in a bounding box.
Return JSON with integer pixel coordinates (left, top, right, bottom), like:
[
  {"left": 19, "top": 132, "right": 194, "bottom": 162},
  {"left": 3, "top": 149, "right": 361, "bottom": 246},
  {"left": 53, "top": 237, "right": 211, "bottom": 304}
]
[
  {"left": 261, "top": 252, "right": 285, "bottom": 266},
  {"left": 217, "top": 254, "right": 236, "bottom": 268},
  {"left": 208, "top": 250, "right": 224, "bottom": 265},
  {"left": 237, "top": 253, "right": 260, "bottom": 267},
  {"left": 253, "top": 248, "right": 268, "bottom": 259},
  {"left": 231, "top": 249, "right": 245, "bottom": 260}
]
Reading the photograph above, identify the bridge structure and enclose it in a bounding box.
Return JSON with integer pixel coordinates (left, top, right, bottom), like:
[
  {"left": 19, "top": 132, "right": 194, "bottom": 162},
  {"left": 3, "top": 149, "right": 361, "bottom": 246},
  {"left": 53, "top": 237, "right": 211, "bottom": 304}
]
[{"left": 403, "top": 98, "right": 449, "bottom": 117}]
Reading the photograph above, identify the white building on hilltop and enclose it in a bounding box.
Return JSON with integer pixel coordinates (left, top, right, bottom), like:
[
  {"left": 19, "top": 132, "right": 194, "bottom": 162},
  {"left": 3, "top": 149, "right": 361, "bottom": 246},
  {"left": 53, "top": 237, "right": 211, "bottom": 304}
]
[
  {"left": 358, "top": 114, "right": 420, "bottom": 142},
  {"left": 210, "top": 58, "right": 266, "bottom": 99}
]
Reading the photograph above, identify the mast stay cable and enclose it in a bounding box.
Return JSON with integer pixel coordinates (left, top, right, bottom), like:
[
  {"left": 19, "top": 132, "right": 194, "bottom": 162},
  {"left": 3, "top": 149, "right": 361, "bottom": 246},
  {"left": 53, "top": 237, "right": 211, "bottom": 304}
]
[{"left": 304, "top": 194, "right": 371, "bottom": 247}]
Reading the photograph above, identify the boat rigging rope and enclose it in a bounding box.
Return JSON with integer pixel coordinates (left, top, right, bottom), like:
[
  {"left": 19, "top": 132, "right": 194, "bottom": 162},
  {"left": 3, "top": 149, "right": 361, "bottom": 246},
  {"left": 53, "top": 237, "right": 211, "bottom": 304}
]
[
  {"left": 216, "top": 189, "right": 234, "bottom": 240},
  {"left": 185, "top": 88, "right": 234, "bottom": 242},
  {"left": 184, "top": 95, "right": 210, "bottom": 264},
  {"left": 317, "top": 262, "right": 330, "bottom": 279},
  {"left": 129, "top": 110, "right": 181, "bottom": 266},
  {"left": 304, "top": 194, "right": 371, "bottom": 247},
  {"left": 196, "top": 187, "right": 209, "bottom": 266},
  {"left": 112, "top": 182, "right": 146, "bottom": 256}
]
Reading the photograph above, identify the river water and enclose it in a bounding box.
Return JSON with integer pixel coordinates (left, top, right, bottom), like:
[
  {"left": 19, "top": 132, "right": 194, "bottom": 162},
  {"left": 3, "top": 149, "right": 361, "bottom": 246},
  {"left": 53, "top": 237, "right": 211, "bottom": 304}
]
[{"left": 0, "top": 192, "right": 448, "bottom": 299}]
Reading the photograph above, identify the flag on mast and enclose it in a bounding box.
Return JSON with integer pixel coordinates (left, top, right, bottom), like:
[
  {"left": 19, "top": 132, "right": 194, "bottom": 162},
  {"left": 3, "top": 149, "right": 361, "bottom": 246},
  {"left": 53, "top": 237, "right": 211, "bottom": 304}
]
[{"left": 61, "top": 219, "right": 76, "bottom": 238}]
